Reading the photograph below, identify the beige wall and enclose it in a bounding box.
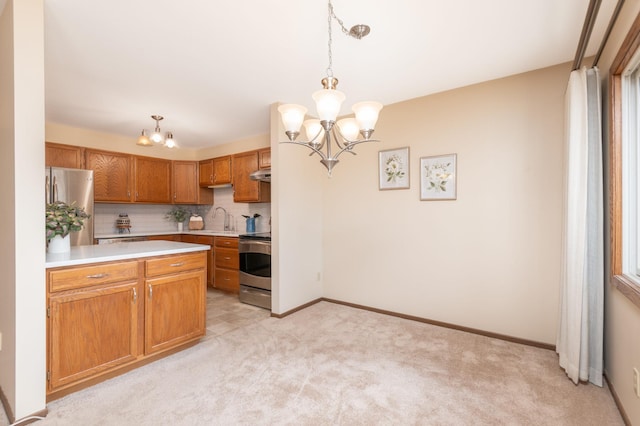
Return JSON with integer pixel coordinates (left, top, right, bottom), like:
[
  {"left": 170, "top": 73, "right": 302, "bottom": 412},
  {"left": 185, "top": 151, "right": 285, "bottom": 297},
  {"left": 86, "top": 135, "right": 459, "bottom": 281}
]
[
  {"left": 320, "top": 62, "right": 568, "bottom": 345},
  {"left": 596, "top": 0, "right": 640, "bottom": 423},
  {"left": 270, "top": 103, "right": 324, "bottom": 314},
  {"left": 0, "top": 0, "right": 46, "bottom": 420}
]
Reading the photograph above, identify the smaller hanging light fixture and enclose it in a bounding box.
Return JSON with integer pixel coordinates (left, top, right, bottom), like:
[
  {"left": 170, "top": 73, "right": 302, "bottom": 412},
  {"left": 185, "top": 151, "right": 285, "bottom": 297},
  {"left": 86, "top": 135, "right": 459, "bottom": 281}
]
[{"left": 137, "top": 115, "right": 177, "bottom": 148}]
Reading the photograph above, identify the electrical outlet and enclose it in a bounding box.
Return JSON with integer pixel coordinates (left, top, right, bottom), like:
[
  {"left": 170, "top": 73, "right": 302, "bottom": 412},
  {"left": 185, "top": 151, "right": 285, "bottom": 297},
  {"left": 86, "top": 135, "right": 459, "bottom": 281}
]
[
  {"left": 316, "top": 272, "right": 321, "bottom": 281},
  {"left": 634, "top": 368, "right": 640, "bottom": 398}
]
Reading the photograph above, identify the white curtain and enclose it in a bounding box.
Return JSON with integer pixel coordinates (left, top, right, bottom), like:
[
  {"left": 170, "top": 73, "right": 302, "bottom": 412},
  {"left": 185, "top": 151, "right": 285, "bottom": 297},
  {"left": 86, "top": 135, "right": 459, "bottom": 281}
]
[{"left": 557, "top": 67, "right": 604, "bottom": 386}]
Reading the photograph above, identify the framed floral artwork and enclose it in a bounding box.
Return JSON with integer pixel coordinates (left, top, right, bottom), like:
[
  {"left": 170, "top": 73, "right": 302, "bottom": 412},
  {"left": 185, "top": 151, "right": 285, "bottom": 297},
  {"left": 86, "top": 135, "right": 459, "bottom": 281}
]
[
  {"left": 378, "top": 147, "right": 410, "bottom": 190},
  {"left": 420, "top": 154, "right": 457, "bottom": 200}
]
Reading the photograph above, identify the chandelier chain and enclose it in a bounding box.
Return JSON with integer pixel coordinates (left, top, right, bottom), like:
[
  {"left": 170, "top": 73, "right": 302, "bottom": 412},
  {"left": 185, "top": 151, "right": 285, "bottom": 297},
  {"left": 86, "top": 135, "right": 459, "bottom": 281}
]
[{"left": 326, "top": 1, "right": 351, "bottom": 78}]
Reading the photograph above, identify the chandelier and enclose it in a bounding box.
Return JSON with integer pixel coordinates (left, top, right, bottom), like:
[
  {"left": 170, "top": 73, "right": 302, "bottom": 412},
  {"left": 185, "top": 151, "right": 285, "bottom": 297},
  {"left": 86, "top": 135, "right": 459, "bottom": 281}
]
[
  {"left": 278, "top": 0, "right": 383, "bottom": 176},
  {"left": 137, "top": 115, "right": 177, "bottom": 148}
]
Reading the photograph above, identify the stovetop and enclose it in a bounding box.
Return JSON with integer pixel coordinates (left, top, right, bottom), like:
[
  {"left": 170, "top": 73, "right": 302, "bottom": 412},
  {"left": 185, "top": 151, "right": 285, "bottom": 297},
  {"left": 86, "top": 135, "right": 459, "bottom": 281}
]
[{"left": 239, "top": 232, "right": 271, "bottom": 241}]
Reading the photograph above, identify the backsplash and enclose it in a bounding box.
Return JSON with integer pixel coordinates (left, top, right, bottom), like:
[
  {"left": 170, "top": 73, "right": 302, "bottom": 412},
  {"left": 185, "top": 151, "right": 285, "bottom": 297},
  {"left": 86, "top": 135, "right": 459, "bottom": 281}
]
[{"left": 94, "top": 187, "right": 271, "bottom": 235}]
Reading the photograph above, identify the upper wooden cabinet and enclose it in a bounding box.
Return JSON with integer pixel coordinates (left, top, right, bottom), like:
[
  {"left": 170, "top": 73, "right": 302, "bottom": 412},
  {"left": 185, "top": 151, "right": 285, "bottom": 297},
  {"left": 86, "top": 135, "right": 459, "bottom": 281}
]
[
  {"left": 258, "top": 148, "right": 271, "bottom": 169},
  {"left": 46, "top": 142, "right": 84, "bottom": 168},
  {"left": 232, "top": 150, "right": 270, "bottom": 203},
  {"left": 172, "top": 161, "right": 213, "bottom": 205},
  {"left": 134, "top": 156, "right": 171, "bottom": 203},
  {"left": 85, "top": 149, "right": 133, "bottom": 202},
  {"left": 199, "top": 156, "right": 232, "bottom": 187}
]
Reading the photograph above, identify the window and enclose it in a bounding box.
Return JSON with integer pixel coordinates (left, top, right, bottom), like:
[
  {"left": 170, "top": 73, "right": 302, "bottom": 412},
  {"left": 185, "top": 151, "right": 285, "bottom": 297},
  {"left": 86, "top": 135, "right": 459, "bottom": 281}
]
[
  {"left": 610, "top": 12, "right": 640, "bottom": 306},
  {"left": 621, "top": 55, "right": 640, "bottom": 279}
]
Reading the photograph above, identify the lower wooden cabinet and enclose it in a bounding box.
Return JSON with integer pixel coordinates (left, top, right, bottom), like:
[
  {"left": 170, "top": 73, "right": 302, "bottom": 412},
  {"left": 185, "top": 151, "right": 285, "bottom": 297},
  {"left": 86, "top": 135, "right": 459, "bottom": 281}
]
[
  {"left": 214, "top": 237, "right": 239, "bottom": 293},
  {"left": 145, "top": 269, "right": 206, "bottom": 354},
  {"left": 46, "top": 251, "right": 207, "bottom": 399},
  {"left": 48, "top": 281, "right": 139, "bottom": 390}
]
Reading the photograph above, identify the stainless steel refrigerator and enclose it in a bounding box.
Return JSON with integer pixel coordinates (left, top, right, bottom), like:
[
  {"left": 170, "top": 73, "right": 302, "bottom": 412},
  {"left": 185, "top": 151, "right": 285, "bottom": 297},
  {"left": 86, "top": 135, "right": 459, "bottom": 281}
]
[{"left": 45, "top": 167, "right": 94, "bottom": 246}]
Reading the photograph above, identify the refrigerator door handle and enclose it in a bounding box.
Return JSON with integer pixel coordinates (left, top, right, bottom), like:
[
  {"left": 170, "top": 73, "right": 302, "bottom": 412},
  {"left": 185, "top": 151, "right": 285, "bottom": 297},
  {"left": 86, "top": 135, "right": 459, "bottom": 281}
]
[
  {"left": 53, "top": 176, "right": 58, "bottom": 202},
  {"left": 45, "top": 175, "right": 50, "bottom": 203}
]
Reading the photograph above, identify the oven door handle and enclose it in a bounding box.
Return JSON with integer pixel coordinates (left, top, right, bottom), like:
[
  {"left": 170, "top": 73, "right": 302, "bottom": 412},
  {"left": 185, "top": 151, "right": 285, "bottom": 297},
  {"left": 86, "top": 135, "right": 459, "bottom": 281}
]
[{"left": 239, "top": 240, "right": 271, "bottom": 255}]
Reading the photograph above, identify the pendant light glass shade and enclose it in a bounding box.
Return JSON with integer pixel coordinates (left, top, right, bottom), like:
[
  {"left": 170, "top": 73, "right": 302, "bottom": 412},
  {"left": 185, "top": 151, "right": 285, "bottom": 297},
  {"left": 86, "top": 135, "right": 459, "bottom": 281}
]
[
  {"left": 278, "top": 104, "right": 308, "bottom": 133},
  {"left": 303, "top": 119, "right": 324, "bottom": 147},
  {"left": 336, "top": 118, "right": 360, "bottom": 141},
  {"left": 312, "top": 89, "right": 345, "bottom": 122},
  {"left": 352, "top": 101, "right": 383, "bottom": 131},
  {"left": 137, "top": 129, "right": 152, "bottom": 146}
]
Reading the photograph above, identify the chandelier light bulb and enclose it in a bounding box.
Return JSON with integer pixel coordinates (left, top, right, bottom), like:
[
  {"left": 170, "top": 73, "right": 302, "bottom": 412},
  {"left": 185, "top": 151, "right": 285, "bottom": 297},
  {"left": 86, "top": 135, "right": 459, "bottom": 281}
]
[
  {"left": 151, "top": 128, "right": 164, "bottom": 144},
  {"left": 165, "top": 132, "right": 176, "bottom": 148}
]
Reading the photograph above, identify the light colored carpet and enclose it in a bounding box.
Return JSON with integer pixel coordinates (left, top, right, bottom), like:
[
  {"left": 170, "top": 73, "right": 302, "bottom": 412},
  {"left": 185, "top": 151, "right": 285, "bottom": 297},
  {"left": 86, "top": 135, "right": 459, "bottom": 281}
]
[{"left": 5, "top": 301, "right": 624, "bottom": 425}]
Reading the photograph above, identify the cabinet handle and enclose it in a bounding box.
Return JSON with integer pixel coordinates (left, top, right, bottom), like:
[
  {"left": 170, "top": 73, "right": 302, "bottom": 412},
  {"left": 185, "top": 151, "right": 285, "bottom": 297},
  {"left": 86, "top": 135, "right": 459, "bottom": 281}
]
[
  {"left": 127, "top": 190, "right": 130, "bottom": 198},
  {"left": 174, "top": 193, "right": 177, "bottom": 200},
  {"left": 148, "top": 284, "right": 152, "bottom": 299},
  {"left": 170, "top": 262, "right": 185, "bottom": 267},
  {"left": 224, "top": 257, "right": 231, "bottom": 260},
  {"left": 86, "top": 273, "right": 108, "bottom": 279},
  {"left": 132, "top": 288, "right": 137, "bottom": 303}
]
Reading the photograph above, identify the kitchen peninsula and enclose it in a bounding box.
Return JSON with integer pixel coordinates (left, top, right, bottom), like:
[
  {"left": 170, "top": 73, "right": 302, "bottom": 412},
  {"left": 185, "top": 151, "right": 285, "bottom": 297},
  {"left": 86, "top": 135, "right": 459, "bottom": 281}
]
[{"left": 45, "top": 240, "right": 209, "bottom": 400}]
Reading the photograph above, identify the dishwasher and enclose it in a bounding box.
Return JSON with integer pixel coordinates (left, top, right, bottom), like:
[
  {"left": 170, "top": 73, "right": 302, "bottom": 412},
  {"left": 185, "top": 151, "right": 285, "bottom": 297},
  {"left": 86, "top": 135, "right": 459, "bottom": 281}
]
[{"left": 96, "top": 236, "right": 149, "bottom": 244}]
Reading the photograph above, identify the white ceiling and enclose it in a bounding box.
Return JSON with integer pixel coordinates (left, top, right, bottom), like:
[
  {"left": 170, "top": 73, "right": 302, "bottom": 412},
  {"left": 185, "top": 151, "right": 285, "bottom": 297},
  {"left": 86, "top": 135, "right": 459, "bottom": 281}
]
[{"left": 43, "top": 0, "right": 618, "bottom": 149}]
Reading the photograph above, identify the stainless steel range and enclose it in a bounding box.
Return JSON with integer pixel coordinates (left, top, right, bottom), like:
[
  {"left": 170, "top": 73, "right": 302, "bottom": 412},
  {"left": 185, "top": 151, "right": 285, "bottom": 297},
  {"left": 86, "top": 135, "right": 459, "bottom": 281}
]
[{"left": 238, "top": 232, "right": 271, "bottom": 310}]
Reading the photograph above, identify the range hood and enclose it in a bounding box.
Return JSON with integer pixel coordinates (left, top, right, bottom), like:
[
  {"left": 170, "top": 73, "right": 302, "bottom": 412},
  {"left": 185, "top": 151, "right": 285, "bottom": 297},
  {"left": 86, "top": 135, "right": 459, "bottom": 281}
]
[{"left": 249, "top": 168, "right": 271, "bottom": 182}]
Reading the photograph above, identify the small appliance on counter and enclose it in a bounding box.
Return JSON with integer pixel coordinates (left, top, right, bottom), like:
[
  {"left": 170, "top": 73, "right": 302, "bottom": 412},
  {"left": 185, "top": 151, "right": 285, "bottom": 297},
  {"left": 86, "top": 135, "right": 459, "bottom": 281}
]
[{"left": 189, "top": 214, "right": 204, "bottom": 230}]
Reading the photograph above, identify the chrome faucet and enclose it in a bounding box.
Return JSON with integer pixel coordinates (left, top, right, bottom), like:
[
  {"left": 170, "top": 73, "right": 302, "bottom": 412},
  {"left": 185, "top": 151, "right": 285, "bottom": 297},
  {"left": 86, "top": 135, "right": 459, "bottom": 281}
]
[{"left": 213, "top": 206, "right": 229, "bottom": 231}]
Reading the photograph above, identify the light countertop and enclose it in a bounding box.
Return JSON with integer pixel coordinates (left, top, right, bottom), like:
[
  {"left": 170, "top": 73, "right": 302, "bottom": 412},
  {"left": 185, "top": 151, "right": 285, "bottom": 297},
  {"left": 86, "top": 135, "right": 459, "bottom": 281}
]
[{"left": 46, "top": 240, "right": 210, "bottom": 268}]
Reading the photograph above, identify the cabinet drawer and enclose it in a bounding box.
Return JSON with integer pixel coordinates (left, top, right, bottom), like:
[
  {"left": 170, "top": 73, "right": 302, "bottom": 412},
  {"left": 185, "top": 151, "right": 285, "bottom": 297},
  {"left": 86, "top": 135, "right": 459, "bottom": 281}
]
[
  {"left": 215, "top": 237, "right": 238, "bottom": 249},
  {"left": 214, "top": 268, "right": 239, "bottom": 292},
  {"left": 181, "top": 235, "right": 214, "bottom": 245},
  {"left": 48, "top": 261, "right": 139, "bottom": 293},
  {"left": 145, "top": 252, "right": 206, "bottom": 277},
  {"left": 215, "top": 248, "right": 238, "bottom": 269}
]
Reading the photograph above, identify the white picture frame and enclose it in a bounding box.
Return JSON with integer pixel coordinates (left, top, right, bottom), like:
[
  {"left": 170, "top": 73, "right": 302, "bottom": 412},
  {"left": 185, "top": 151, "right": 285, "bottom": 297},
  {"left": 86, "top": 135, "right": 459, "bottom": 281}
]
[
  {"left": 378, "top": 147, "right": 410, "bottom": 190},
  {"left": 420, "top": 154, "right": 457, "bottom": 201}
]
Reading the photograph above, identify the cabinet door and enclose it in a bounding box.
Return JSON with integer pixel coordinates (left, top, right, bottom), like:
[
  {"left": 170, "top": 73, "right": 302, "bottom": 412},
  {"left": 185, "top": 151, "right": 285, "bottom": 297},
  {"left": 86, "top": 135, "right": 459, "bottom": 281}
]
[
  {"left": 174, "top": 161, "right": 214, "bottom": 205},
  {"left": 85, "top": 149, "right": 133, "bottom": 202},
  {"left": 199, "top": 159, "right": 213, "bottom": 187},
  {"left": 172, "top": 161, "right": 198, "bottom": 204},
  {"left": 258, "top": 148, "right": 271, "bottom": 169},
  {"left": 134, "top": 156, "right": 171, "bottom": 203},
  {"left": 145, "top": 270, "right": 206, "bottom": 355},
  {"left": 46, "top": 142, "right": 84, "bottom": 168},
  {"left": 48, "top": 282, "right": 139, "bottom": 391},
  {"left": 232, "top": 150, "right": 271, "bottom": 203},
  {"left": 213, "top": 155, "right": 232, "bottom": 185}
]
